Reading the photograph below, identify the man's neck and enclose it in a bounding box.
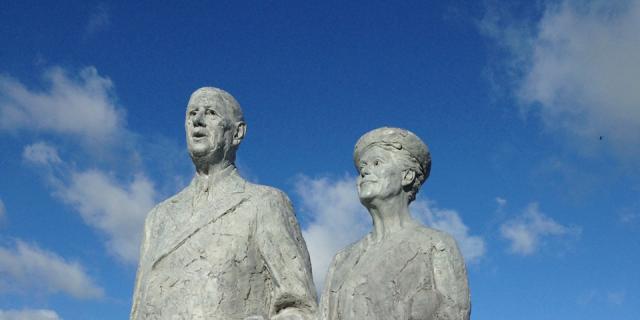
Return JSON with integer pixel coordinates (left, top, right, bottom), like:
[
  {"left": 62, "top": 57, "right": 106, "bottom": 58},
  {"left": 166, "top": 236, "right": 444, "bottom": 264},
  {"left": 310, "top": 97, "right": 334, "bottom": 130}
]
[{"left": 195, "top": 161, "right": 235, "bottom": 180}]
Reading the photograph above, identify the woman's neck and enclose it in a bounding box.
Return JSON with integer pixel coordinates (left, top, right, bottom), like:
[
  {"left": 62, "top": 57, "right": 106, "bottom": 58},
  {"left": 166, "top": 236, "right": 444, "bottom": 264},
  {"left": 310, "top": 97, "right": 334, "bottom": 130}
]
[{"left": 366, "top": 194, "right": 414, "bottom": 243}]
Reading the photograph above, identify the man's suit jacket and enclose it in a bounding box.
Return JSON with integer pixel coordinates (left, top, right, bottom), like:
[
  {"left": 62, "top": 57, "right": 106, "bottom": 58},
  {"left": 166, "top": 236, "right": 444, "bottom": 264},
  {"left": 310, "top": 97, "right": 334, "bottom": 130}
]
[{"left": 130, "top": 168, "right": 317, "bottom": 319}]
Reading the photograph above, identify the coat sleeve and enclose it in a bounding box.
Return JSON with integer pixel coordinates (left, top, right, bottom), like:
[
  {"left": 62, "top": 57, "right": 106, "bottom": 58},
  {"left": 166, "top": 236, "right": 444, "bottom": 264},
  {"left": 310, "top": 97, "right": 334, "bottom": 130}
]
[
  {"left": 318, "top": 249, "right": 344, "bottom": 320},
  {"left": 255, "top": 189, "right": 318, "bottom": 320},
  {"left": 130, "top": 208, "right": 155, "bottom": 320},
  {"left": 431, "top": 234, "right": 471, "bottom": 320}
]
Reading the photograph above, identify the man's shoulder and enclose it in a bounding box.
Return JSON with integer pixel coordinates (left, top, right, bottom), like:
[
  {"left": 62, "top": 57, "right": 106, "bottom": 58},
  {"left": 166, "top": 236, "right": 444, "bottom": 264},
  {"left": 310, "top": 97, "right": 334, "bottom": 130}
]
[
  {"left": 244, "top": 182, "right": 290, "bottom": 204},
  {"left": 146, "top": 186, "right": 192, "bottom": 219},
  {"left": 332, "top": 236, "right": 368, "bottom": 264}
]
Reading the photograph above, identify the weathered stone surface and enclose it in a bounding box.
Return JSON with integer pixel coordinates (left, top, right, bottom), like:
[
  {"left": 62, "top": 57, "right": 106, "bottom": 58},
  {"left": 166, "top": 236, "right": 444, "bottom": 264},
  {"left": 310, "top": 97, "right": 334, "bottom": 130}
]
[
  {"left": 130, "top": 87, "right": 316, "bottom": 320},
  {"left": 319, "top": 127, "right": 470, "bottom": 320}
]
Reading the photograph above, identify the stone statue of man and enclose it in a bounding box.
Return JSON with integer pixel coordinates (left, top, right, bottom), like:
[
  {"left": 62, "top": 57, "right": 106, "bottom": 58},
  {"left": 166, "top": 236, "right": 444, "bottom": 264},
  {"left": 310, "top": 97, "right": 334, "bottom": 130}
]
[
  {"left": 319, "top": 127, "right": 470, "bottom": 320},
  {"left": 130, "top": 87, "right": 317, "bottom": 320}
]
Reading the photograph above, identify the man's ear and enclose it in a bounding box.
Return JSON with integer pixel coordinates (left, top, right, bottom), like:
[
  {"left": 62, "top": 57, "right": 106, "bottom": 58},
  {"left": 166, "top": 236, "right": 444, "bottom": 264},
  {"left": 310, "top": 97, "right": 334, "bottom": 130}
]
[
  {"left": 402, "top": 170, "right": 416, "bottom": 187},
  {"left": 233, "top": 122, "right": 246, "bottom": 147}
]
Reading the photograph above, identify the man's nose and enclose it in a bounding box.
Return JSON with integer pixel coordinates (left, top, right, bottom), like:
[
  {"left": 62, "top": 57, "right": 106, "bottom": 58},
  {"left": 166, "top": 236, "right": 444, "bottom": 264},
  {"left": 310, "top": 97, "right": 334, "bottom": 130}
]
[{"left": 193, "top": 110, "right": 206, "bottom": 127}]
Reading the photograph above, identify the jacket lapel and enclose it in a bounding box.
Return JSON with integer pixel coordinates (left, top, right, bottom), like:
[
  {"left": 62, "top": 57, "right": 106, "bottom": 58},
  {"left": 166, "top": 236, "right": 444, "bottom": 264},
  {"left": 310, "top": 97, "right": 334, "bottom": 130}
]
[{"left": 151, "top": 171, "right": 249, "bottom": 269}]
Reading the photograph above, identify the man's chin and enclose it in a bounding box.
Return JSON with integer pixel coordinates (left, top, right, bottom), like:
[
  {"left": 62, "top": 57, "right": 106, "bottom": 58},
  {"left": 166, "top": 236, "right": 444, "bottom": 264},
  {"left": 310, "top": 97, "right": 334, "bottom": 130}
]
[
  {"left": 188, "top": 142, "right": 215, "bottom": 157},
  {"left": 188, "top": 145, "right": 226, "bottom": 164},
  {"left": 189, "top": 148, "right": 210, "bottom": 158}
]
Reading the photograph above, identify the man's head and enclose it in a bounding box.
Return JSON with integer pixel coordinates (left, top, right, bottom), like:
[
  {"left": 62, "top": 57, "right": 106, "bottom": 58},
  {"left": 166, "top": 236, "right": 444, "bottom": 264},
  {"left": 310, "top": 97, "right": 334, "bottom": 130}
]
[
  {"left": 354, "top": 127, "right": 431, "bottom": 204},
  {"left": 185, "top": 87, "right": 246, "bottom": 166}
]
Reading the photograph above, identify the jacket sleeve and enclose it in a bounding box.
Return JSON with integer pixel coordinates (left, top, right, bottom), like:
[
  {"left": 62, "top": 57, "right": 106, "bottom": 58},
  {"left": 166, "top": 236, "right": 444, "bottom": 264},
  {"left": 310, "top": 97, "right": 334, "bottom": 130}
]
[
  {"left": 431, "top": 234, "right": 471, "bottom": 320},
  {"left": 130, "top": 208, "right": 155, "bottom": 320},
  {"left": 255, "top": 189, "right": 318, "bottom": 320}
]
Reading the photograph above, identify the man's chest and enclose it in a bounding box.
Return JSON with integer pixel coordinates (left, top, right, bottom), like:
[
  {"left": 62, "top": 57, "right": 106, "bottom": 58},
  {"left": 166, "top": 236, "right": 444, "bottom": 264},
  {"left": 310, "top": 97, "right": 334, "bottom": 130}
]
[{"left": 149, "top": 197, "right": 257, "bottom": 273}]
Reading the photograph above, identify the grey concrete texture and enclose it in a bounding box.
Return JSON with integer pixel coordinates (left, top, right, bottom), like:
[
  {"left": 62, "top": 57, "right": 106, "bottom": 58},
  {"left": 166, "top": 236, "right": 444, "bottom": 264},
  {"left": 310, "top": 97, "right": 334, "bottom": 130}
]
[
  {"left": 130, "top": 88, "right": 317, "bottom": 320},
  {"left": 319, "top": 127, "right": 471, "bottom": 320}
]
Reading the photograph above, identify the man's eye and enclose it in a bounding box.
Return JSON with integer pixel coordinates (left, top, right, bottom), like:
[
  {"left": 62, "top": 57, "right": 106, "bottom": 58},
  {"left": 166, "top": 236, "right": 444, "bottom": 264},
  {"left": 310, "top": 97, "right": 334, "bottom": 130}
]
[
  {"left": 206, "top": 109, "right": 216, "bottom": 116},
  {"left": 374, "top": 160, "right": 380, "bottom": 166},
  {"left": 189, "top": 111, "right": 197, "bottom": 116}
]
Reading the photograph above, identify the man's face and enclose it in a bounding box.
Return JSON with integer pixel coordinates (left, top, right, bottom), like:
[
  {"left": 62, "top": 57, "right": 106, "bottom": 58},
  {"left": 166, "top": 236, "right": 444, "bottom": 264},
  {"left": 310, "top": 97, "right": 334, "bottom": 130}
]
[
  {"left": 185, "top": 92, "right": 235, "bottom": 160},
  {"left": 356, "top": 145, "right": 405, "bottom": 204}
]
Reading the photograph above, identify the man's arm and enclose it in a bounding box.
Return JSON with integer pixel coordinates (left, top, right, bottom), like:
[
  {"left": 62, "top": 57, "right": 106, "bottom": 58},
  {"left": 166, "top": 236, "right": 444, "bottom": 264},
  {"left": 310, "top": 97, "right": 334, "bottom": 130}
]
[
  {"left": 255, "top": 189, "right": 317, "bottom": 320},
  {"left": 318, "top": 249, "right": 346, "bottom": 320},
  {"left": 431, "top": 234, "right": 471, "bottom": 320},
  {"left": 130, "top": 208, "right": 155, "bottom": 320}
]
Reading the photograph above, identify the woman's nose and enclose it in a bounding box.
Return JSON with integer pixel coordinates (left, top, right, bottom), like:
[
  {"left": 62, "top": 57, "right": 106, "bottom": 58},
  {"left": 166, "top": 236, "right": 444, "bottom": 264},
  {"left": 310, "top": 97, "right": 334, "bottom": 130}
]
[{"left": 360, "top": 165, "right": 371, "bottom": 177}]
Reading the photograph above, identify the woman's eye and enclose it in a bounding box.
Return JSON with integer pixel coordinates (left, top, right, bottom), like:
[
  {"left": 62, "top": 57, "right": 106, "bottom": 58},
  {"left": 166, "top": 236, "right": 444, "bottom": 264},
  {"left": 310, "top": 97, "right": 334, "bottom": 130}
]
[
  {"left": 374, "top": 160, "right": 380, "bottom": 166},
  {"left": 206, "top": 109, "right": 216, "bottom": 116},
  {"left": 189, "top": 111, "right": 197, "bottom": 116}
]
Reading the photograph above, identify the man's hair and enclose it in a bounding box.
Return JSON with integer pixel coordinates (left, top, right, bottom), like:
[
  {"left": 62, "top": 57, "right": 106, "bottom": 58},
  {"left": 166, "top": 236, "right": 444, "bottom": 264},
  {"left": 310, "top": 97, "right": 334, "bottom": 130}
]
[{"left": 189, "top": 87, "right": 244, "bottom": 124}]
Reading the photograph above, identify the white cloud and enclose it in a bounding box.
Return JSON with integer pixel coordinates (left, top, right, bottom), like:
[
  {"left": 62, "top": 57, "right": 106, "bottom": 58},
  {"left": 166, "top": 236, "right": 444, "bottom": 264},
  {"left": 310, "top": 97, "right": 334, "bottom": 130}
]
[
  {"left": 577, "top": 289, "right": 626, "bottom": 306},
  {"left": 0, "top": 198, "right": 5, "bottom": 222},
  {"left": 22, "top": 142, "right": 155, "bottom": 264},
  {"left": 296, "top": 175, "right": 484, "bottom": 292},
  {"left": 411, "top": 201, "right": 486, "bottom": 263},
  {"left": 500, "top": 202, "right": 580, "bottom": 255},
  {"left": 607, "top": 291, "right": 625, "bottom": 305},
  {"left": 483, "top": 0, "right": 640, "bottom": 158},
  {"left": 296, "top": 175, "right": 370, "bottom": 291},
  {"left": 618, "top": 204, "right": 640, "bottom": 225},
  {"left": 85, "top": 4, "right": 110, "bottom": 37},
  {"left": 496, "top": 197, "right": 507, "bottom": 208},
  {"left": 22, "top": 142, "right": 62, "bottom": 166},
  {"left": 0, "top": 309, "right": 61, "bottom": 320},
  {"left": 0, "top": 67, "right": 124, "bottom": 143},
  {"left": 58, "top": 170, "right": 155, "bottom": 264},
  {"left": 0, "top": 241, "right": 103, "bottom": 299}
]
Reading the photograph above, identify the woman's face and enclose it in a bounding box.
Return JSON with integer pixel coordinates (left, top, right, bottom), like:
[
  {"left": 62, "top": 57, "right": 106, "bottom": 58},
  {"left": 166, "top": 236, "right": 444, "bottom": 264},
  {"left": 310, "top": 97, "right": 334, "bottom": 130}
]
[{"left": 356, "top": 145, "right": 405, "bottom": 205}]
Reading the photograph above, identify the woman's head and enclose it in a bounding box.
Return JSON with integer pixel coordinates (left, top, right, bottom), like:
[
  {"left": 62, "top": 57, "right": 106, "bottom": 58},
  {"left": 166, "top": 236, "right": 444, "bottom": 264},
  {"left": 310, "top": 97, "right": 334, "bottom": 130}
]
[{"left": 354, "top": 127, "right": 431, "bottom": 203}]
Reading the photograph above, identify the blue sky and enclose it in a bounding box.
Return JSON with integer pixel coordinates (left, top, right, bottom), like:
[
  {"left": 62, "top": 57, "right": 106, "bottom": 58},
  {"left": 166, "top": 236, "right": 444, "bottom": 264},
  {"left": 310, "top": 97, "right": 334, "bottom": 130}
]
[{"left": 1, "top": 0, "right": 639, "bottom": 319}]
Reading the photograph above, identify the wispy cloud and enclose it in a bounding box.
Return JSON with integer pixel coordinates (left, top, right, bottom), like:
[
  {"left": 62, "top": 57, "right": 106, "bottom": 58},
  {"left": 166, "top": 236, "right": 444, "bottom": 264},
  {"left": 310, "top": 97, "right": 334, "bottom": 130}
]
[
  {"left": 481, "top": 0, "right": 640, "bottom": 159},
  {"left": 412, "top": 200, "right": 486, "bottom": 263},
  {"left": 295, "top": 175, "right": 370, "bottom": 292},
  {"left": 495, "top": 197, "right": 507, "bottom": 209},
  {"left": 618, "top": 204, "right": 640, "bottom": 225},
  {"left": 0, "top": 240, "right": 103, "bottom": 299},
  {"left": 0, "top": 309, "right": 62, "bottom": 320},
  {"left": 296, "top": 175, "right": 483, "bottom": 292},
  {"left": 85, "top": 4, "right": 110, "bottom": 37},
  {"left": 577, "top": 289, "right": 626, "bottom": 306},
  {"left": 500, "top": 202, "right": 580, "bottom": 255},
  {"left": 0, "top": 65, "right": 165, "bottom": 266},
  {"left": 23, "top": 142, "right": 155, "bottom": 264},
  {"left": 606, "top": 291, "right": 626, "bottom": 305},
  {"left": 59, "top": 170, "right": 155, "bottom": 264},
  {"left": 0, "top": 198, "right": 5, "bottom": 223},
  {"left": 0, "top": 67, "right": 124, "bottom": 144},
  {"left": 22, "top": 142, "right": 62, "bottom": 165}
]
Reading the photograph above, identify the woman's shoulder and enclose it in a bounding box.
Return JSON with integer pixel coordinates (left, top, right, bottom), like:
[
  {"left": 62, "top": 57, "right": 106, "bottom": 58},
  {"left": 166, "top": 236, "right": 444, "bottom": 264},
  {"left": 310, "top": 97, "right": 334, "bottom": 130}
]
[{"left": 403, "top": 224, "right": 458, "bottom": 251}]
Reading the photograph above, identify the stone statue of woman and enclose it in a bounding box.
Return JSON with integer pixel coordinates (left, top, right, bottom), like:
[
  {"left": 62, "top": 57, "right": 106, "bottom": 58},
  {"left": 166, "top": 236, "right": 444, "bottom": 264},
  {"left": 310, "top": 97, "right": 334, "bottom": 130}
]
[{"left": 319, "top": 127, "right": 470, "bottom": 320}]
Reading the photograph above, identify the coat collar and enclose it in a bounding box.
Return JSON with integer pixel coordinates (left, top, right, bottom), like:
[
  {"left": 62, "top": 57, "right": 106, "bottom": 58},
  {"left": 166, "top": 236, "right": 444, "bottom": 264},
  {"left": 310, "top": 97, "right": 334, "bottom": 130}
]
[{"left": 190, "top": 165, "right": 246, "bottom": 199}]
